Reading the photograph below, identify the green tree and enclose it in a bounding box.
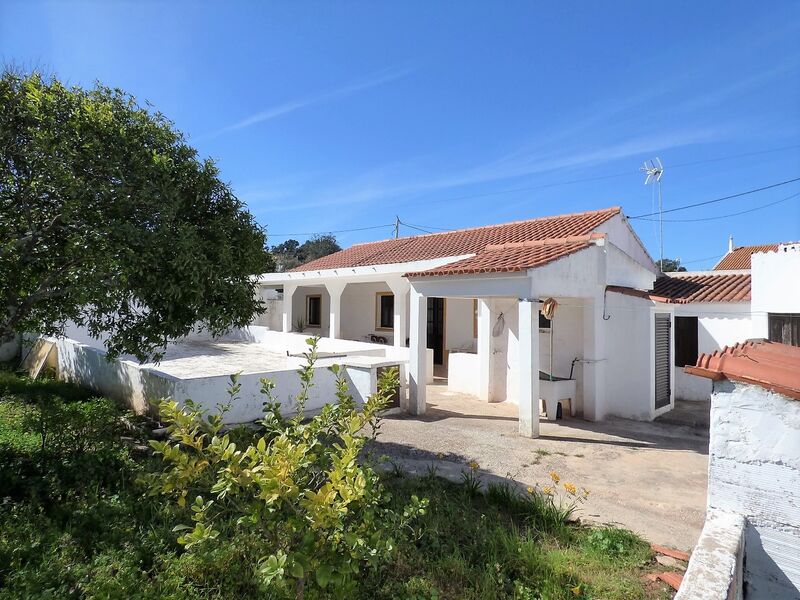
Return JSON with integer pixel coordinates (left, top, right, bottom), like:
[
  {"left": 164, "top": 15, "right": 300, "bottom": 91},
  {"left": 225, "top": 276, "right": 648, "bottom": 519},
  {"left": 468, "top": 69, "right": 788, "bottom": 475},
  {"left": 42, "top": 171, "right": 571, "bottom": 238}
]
[
  {"left": 658, "top": 258, "right": 687, "bottom": 272},
  {"left": 271, "top": 234, "right": 341, "bottom": 272},
  {"left": 0, "top": 71, "right": 274, "bottom": 361}
]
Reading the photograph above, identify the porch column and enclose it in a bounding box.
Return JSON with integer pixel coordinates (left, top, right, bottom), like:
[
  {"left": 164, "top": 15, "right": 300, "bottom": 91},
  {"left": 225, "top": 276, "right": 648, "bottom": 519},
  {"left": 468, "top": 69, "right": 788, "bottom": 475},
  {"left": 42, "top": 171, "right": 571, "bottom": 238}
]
[
  {"left": 582, "top": 291, "right": 607, "bottom": 421},
  {"left": 387, "top": 279, "right": 409, "bottom": 347},
  {"left": 282, "top": 284, "right": 296, "bottom": 333},
  {"left": 407, "top": 286, "right": 427, "bottom": 415},
  {"left": 325, "top": 281, "right": 346, "bottom": 339},
  {"left": 477, "top": 299, "right": 492, "bottom": 402},
  {"left": 518, "top": 298, "right": 541, "bottom": 438}
]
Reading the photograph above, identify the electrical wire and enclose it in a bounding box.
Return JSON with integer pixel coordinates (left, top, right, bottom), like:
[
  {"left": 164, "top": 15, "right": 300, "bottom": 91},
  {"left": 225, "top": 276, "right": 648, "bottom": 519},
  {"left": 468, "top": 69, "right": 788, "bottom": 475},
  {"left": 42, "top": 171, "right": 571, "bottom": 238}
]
[
  {"left": 269, "top": 223, "right": 394, "bottom": 237},
  {"left": 628, "top": 176, "right": 800, "bottom": 219},
  {"left": 635, "top": 190, "right": 800, "bottom": 223}
]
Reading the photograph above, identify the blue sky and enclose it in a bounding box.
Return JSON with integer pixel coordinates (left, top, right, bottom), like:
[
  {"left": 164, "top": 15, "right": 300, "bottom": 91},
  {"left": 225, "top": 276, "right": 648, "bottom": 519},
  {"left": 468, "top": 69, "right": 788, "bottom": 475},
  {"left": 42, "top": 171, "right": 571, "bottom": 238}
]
[{"left": 2, "top": 2, "right": 799, "bottom": 268}]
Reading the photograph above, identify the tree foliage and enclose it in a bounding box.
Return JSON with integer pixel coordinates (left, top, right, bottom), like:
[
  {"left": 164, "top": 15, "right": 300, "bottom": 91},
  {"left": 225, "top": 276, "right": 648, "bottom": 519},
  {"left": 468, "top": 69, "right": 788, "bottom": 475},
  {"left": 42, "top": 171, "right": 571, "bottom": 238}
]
[
  {"left": 0, "top": 70, "right": 273, "bottom": 360},
  {"left": 658, "top": 258, "right": 687, "bottom": 272},
  {"left": 271, "top": 235, "right": 341, "bottom": 272},
  {"left": 148, "top": 338, "right": 426, "bottom": 597}
]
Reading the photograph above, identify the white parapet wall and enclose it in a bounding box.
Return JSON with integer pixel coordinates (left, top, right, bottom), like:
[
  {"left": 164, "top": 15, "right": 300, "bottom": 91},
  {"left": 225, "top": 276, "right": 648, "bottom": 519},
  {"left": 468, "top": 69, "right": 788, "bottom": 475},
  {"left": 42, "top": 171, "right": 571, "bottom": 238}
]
[
  {"left": 49, "top": 327, "right": 409, "bottom": 424},
  {"left": 706, "top": 380, "right": 800, "bottom": 599},
  {"left": 676, "top": 509, "right": 745, "bottom": 600}
]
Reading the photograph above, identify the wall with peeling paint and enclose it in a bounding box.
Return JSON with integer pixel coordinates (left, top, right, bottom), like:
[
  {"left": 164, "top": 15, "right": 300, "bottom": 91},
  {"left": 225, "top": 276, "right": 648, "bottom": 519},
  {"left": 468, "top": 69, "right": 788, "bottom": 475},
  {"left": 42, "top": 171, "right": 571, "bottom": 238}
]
[{"left": 708, "top": 380, "right": 800, "bottom": 599}]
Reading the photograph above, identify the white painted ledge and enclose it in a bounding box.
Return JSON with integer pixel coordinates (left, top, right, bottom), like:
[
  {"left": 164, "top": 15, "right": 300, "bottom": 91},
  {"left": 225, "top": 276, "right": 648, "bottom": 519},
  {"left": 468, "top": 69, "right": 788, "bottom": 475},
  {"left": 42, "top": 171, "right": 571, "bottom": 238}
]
[{"left": 675, "top": 509, "right": 745, "bottom": 600}]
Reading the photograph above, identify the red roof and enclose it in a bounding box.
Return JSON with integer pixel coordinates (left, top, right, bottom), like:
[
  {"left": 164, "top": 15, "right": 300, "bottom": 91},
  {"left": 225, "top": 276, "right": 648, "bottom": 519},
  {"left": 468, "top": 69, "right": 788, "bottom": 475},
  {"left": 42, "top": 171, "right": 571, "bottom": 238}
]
[
  {"left": 714, "top": 244, "right": 780, "bottom": 270},
  {"left": 289, "top": 207, "right": 621, "bottom": 272},
  {"left": 404, "top": 236, "right": 601, "bottom": 277},
  {"left": 607, "top": 272, "right": 751, "bottom": 304},
  {"left": 651, "top": 273, "right": 751, "bottom": 303},
  {"left": 685, "top": 340, "right": 800, "bottom": 400}
]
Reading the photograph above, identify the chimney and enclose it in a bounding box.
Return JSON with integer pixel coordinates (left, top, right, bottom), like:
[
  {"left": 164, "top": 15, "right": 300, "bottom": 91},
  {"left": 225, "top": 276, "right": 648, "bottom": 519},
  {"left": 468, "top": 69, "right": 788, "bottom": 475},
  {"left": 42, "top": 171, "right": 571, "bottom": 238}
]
[{"left": 728, "top": 235, "right": 734, "bottom": 253}]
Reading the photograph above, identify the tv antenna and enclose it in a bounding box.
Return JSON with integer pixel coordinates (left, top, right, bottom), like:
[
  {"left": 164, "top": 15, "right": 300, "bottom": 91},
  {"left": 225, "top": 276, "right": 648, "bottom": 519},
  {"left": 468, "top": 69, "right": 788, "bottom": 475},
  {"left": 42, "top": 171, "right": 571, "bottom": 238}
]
[{"left": 641, "top": 157, "right": 665, "bottom": 270}]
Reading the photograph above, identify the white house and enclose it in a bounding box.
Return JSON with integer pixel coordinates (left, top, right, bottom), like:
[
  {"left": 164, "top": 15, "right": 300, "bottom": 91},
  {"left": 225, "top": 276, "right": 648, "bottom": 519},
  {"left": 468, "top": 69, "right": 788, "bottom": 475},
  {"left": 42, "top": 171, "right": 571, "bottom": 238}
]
[
  {"left": 259, "top": 208, "right": 800, "bottom": 437},
  {"left": 260, "top": 207, "right": 658, "bottom": 436}
]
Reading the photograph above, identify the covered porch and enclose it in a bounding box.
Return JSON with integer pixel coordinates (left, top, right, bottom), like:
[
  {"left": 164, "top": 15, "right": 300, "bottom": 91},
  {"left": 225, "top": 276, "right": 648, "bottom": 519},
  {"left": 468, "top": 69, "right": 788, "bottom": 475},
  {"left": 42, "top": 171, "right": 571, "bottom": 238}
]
[{"left": 406, "top": 241, "right": 611, "bottom": 438}]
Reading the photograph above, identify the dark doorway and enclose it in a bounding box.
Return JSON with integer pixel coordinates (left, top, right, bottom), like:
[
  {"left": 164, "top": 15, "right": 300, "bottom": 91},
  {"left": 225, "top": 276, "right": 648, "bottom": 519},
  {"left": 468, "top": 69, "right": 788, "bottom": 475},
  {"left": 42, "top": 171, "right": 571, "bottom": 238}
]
[{"left": 427, "top": 297, "right": 445, "bottom": 365}]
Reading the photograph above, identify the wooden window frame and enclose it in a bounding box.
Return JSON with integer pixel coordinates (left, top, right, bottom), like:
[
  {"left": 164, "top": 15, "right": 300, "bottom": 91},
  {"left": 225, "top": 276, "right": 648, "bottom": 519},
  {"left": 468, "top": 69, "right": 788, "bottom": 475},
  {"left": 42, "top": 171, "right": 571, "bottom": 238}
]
[
  {"left": 306, "top": 294, "right": 322, "bottom": 328},
  {"left": 375, "top": 292, "right": 394, "bottom": 331}
]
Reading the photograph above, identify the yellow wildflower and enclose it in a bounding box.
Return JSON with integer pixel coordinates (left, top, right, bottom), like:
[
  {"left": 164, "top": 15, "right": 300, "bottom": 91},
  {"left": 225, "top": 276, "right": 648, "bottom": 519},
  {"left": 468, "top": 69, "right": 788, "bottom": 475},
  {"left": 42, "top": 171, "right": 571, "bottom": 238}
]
[
  {"left": 564, "top": 482, "right": 577, "bottom": 495},
  {"left": 468, "top": 460, "right": 480, "bottom": 471},
  {"left": 549, "top": 470, "right": 560, "bottom": 484},
  {"left": 571, "top": 584, "right": 582, "bottom": 596},
  {"left": 543, "top": 485, "right": 554, "bottom": 495},
  {"left": 527, "top": 486, "right": 535, "bottom": 495}
]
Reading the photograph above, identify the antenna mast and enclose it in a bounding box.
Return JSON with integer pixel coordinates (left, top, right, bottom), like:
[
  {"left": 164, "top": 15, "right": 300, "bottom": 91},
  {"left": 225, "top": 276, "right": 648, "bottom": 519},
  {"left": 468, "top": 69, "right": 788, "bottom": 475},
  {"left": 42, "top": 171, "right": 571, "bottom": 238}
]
[{"left": 641, "top": 157, "right": 665, "bottom": 270}]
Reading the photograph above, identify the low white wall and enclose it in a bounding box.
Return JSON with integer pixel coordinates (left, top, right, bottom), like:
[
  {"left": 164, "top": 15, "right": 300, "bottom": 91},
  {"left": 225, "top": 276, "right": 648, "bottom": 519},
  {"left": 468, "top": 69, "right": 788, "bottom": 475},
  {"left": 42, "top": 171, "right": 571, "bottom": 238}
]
[
  {"left": 445, "top": 298, "right": 476, "bottom": 353},
  {"left": 53, "top": 336, "right": 175, "bottom": 415},
  {"left": 51, "top": 327, "right": 408, "bottom": 424},
  {"left": 708, "top": 381, "right": 800, "bottom": 599},
  {"left": 675, "top": 509, "right": 745, "bottom": 600},
  {"left": 169, "top": 362, "right": 375, "bottom": 424},
  {"left": 448, "top": 352, "right": 479, "bottom": 396},
  {"left": 674, "top": 304, "right": 752, "bottom": 402}
]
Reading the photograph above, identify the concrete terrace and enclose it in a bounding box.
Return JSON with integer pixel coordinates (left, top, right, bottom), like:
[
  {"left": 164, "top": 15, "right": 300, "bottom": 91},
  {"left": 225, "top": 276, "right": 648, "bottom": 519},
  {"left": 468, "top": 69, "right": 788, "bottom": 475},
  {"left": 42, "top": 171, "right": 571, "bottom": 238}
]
[{"left": 374, "top": 383, "right": 709, "bottom": 551}]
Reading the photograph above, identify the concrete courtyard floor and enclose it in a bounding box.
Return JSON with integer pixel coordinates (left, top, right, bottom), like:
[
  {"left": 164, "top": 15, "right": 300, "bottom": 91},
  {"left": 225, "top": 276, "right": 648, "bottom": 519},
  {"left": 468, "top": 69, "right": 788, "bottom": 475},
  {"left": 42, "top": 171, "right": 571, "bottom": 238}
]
[{"left": 373, "top": 383, "right": 709, "bottom": 551}]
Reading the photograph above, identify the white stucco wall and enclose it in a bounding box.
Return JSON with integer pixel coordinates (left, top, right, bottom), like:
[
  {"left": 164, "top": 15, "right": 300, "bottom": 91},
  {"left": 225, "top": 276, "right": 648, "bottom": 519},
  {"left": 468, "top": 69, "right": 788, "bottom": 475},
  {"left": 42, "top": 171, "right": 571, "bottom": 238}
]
[
  {"left": 340, "top": 282, "right": 410, "bottom": 344},
  {"left": 603, "top": 293, "right": 656, "bottom": 420},
  {"left": 673, "top": 303, "right": 753, "bottom": 402},
  {"left": 594, "top": 213, "right": 659, "bottom": 275},
  {"left": 253, "top": 287, "right": 283, "bottom": 330},
  {"left": 291, "top": 285, "right": 330, "bottom": 335},
  {"left": 708, "top": 381, "right": 800, "bottom": 599},
  {"left": 751, "top": 244, "right": 800, "bottom": 339}
]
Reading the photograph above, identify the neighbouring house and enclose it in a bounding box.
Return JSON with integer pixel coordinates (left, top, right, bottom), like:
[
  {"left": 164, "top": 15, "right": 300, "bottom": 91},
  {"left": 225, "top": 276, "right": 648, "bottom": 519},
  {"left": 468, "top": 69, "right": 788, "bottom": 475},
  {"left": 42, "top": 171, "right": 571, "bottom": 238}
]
[{"left": 676, "top": 340, "right": 800, "bottom": 600}]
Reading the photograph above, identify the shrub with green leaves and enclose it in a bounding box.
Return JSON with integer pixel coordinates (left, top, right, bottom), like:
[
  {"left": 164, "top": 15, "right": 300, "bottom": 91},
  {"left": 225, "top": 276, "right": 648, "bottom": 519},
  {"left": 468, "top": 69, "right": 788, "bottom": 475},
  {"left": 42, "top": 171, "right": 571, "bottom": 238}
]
[{"left": 147, "top": 338, "right": 428, "bottom": 597}]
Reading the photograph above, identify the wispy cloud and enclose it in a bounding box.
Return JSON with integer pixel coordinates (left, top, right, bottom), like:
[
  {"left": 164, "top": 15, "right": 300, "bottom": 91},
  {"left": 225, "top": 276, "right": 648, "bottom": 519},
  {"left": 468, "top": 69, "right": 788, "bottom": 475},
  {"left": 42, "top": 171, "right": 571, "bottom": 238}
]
[
  {"left": 257, "top": 126, "right": 725, "bottom": 213},
  {"left": 209, "top": 66, "right": 413, "bottom": 137}
]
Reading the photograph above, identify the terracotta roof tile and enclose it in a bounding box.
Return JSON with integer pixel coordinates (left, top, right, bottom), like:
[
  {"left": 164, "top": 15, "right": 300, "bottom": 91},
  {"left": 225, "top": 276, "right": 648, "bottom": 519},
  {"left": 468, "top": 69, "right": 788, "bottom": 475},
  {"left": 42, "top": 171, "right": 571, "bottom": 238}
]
[
  {"left": 404, "top": 236, "right": 600, "bottom": 277},
  {"left": 607, "top": 272, "right": 751, "bottom": 304},
  {"left": 685, "top": 340, "right": 800, "bottom": 400},
  {"left": 288, "top": 207, "right": 620, "bottom": 272},
  {"left": 713, "top": 244, "right": 780, "bottom": 270},
  {"left": 651, "top": 273, "right": 751, "bottom": 303}
]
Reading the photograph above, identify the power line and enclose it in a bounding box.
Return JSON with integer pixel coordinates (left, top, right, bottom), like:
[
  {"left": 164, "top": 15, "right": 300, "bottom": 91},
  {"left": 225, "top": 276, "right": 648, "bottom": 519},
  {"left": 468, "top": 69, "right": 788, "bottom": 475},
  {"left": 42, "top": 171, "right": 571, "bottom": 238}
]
[
  {"left": 636, "top": 190, "right": 800, "bottom": 223},
  {"left": 400, "top": 222, "right": 435, "bottom": 234},
  {"left": 628, "top": 176, "right": 800, "bottom": 219},
  {"left": 269, "top": 223, "right": 394, "bottom": 237},
  {"left": 400, "top": 220, "right": 453, "bottom": 232}
]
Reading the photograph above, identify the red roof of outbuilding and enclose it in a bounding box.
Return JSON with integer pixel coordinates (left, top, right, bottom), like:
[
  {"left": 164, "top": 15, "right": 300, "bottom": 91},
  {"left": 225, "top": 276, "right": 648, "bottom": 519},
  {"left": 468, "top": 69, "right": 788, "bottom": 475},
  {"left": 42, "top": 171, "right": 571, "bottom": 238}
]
[
  {"left": 685, "top": 340, "right": 800, "bottom": 400},
  {"left": 289, "top": 207, "right": 621, "bottom": 272},
  {"left": 713, "top": 244, "right": 780, "bottom": 270},
  {"left": 607, "top": 272, "right": 751, "bottom": 304},
  {"left": 651, "top": 273, "right": 751, "bottom": 303}
]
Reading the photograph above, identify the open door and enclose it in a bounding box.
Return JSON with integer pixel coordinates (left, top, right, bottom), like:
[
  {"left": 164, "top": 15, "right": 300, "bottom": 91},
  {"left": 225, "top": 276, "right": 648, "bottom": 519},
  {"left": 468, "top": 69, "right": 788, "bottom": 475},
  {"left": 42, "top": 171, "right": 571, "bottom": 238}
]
[
  {"left": 654, "top": 312, "right": 671, "bottom": 410},
  {"left": 427, "top": 297, "right": 445, "bottom": 365}
]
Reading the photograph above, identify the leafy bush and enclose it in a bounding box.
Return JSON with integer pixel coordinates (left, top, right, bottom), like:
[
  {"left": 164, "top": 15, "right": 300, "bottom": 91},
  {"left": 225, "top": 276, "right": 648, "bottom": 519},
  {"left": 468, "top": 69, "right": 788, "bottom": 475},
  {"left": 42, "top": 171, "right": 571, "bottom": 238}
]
[
  {"left": 147, "top": 338, "right": 428, "bottom": 597},
  {"left": 583, "top": 527, "right": 649, "bottom": 561}
]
